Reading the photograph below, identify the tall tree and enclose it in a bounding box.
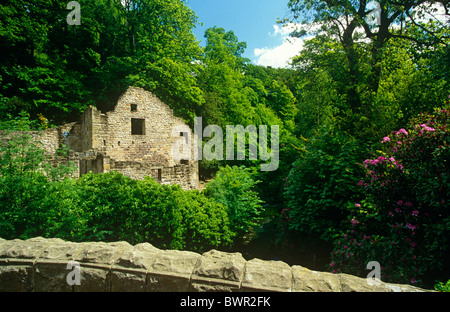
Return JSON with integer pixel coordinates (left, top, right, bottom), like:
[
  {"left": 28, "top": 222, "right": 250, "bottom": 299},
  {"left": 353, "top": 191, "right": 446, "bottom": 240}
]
[
  {"left": 282, "top": 0, "right": 450, "bottom": 111},
  {"left": 0, "top": 0, "right": 204, "bottom": 124}
]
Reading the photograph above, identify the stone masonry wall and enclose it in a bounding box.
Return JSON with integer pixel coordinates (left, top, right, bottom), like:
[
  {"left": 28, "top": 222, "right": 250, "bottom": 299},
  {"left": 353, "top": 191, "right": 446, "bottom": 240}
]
[
  {"left": 0, "top": 87, "right": 199, "bottom": 190},
  {"left": 0, "top": 237, "right": 431, "bottom": 292}
]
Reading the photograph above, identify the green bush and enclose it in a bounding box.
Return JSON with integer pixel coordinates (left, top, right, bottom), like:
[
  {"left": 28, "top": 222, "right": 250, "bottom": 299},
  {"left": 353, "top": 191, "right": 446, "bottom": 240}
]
[
  {"left": 135, "top": 176, "right": 233, "bottom": 251},
  {"left": 282, "top": 128, "right": 368, "bottom": 244},
  {"left": 435, "top": 279, "right": 450, "bottom": 292},
  {"left": 203, "top": 165, "right": 264, "bottom": 237},
  {"left": 57, "top": 172, "right": 234, "bottom": 252},
  {"left": 70, "top": 172, "right": 142, "bottom": 243},
  {"left": 0, "top": 127, "right": 76, "bottom": 239}
]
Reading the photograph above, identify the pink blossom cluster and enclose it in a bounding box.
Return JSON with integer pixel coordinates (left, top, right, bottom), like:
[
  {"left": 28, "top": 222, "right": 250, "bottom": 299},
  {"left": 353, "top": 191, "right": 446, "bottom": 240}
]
[
  {"left": 381, "top": 136, "right": 390, "bottom": 143},
  {"left": 396, "top": 128, "right": 409, "bottom": 136},
  {"left": 381, "top": 128, "right": 409, "bottom": 144},
  {"left": 363, "top": 156, "right": 404, "bottom": 173},
  {"left": 415, "top": 123, "right": 435, "bottom": 132}
]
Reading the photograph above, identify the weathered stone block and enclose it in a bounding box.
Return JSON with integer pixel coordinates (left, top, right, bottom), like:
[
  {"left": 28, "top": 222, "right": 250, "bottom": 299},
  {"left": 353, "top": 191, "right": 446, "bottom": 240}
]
[
  {"left": 111, "top": 267, "right": 147, "bottom": 292},
  {"left": 338, "top": 273, "right": 391, "bottom": 292},
  {"left": 111, "top": 242, "right": 160, "bottom": 292},
  {"left": 71, "top": 241, "right": 133, "bottom": 292},
  {"left": 0, "top": 263, "right": 34, "bottom": 292},
  {"left": 34, "top": 262, "right": 73, "bottom": 292},
  {"left": 74, "top": 241, "right": 132, "bottom": 265},
  {"left": 0, "top": 237, "right": 61, "bottom": 260},
  {"left": 384, "top": 282, "right": 433, "bottom": 292},
  {"left": 34, "top": 240, "right": 85, "bottom": 292},
  {"left": 73, "top": 264, "right": 111, "bottom": 292},
  {"left": 147, "top": 249, "right": 201, "bottom": 292},
  {"left": 241, "top": 259, "right": 292, "bottom": 292},
  {"left": 190, "top": 250, "right": 246, "bottom": 292},
  {"left": 292, "top": 266, "right": 341, "bottom": 292}
]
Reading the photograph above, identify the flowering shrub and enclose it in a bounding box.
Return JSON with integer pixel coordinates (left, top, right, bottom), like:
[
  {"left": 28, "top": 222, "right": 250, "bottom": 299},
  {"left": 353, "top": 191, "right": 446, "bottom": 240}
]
[{"left": 330, "top": 105, "right": 450, "bottom": 286}]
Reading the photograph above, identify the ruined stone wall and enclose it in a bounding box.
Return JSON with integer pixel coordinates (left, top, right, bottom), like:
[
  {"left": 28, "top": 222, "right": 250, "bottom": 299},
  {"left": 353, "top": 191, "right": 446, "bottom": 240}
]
[
  {"left": 95, "top": 87, "right": 194, "bottom": 166},
  {"left": 0, "top": 237, "right": 431, "bottom": 292},
  {"left": 76, "top": 86, "right": 198, "bottom": 189},
  {"left": 0, "top": 129, "right": 80, "bottom": 178},
  {"left": 0, "top": 87, "right": 199, "bottom": 190}
]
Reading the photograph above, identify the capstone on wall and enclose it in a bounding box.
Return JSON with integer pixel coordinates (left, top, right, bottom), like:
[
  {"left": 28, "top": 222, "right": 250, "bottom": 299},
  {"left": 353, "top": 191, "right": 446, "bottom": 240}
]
[{"left": 1, "top": 86, "right": 198, "bottom": 190}]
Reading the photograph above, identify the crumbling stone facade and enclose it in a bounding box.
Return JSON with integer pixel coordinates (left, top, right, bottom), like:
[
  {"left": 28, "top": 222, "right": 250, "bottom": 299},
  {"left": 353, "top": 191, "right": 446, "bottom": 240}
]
[{"left": 5, "top": 86, "right": 199, "bottom": 190}]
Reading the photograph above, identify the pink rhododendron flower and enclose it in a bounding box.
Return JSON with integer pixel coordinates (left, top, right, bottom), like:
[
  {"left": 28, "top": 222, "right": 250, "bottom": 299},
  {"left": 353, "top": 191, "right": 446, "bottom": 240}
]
[
  {"left": 396, "top": 128, "right": 408, "bottom": 136},
  {"left": 382, "top": 136, "right": 390, "bottom": 143},
  {"left": 416, "top": 124, "right": 435, "bottom": 132}
]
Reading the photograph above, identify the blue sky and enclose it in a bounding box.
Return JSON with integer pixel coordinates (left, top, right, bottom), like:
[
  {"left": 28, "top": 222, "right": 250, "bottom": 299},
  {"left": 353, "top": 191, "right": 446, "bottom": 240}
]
[{"left": 185, "top": 0, "right": 304, "bottom": 68}]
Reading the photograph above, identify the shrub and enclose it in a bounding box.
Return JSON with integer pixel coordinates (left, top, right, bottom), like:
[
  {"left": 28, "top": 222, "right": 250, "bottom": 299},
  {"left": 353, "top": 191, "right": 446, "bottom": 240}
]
[
  {"left": 135, "top": 176, "right": 234, "bottom": 251},
  {"left": 282, "top": 128, "right": 368, "bottom": 244},
  {"left": 70, "top": 172, "right": 142, "bottom": 243},
  {"left": 68, "top": 172, "right": 234, "bottom": 252},
  {"left": 435, "top": 279, "right": 450, "bottom": 292},
  {"left": 0, "top": 127, "right": 76, "bottom": 239},
  {"left": 203, "top": 165, "right": 264, "bottom": 237},
  {"left": 330, "top": 105, "right": 450, "bottom": 286}
]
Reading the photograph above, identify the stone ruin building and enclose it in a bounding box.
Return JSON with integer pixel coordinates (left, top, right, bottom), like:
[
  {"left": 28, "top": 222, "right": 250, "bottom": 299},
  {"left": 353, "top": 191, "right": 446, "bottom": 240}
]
[{"left": 7, "top": 86, "right": 199, "bottom": 190}]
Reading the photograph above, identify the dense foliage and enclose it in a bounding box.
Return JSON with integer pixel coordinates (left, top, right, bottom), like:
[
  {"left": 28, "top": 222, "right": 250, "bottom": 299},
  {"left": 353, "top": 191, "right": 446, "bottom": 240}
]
[
  {"left": 203, "top": 165, "right": 263, "bottom": 237},
  {"left": 283, "top": 128, "right": 368, "bottom": 243}
]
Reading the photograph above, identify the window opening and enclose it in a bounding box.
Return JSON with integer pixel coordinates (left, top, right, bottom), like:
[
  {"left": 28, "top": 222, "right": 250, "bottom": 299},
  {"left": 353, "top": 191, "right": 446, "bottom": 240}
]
[{"left": 131, "top": 118, "right": 145, "bottom": 135}]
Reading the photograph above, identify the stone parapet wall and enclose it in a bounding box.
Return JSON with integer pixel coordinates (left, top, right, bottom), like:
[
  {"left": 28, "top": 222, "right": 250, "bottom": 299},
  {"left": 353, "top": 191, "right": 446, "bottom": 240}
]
[{"left": 0, "top": 237, "right": 431, "bottom": 292}]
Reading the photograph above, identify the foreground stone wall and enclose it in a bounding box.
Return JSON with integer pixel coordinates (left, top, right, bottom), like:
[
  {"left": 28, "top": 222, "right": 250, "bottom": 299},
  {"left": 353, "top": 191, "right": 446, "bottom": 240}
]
[{"left": 0, "top": 237, "right": 430, "bottom": 292}]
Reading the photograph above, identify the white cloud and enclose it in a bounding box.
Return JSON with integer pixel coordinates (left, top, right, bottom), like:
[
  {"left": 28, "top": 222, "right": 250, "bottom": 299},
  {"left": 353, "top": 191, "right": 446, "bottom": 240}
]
[
  {"left": 254, "top": 37, "right": 304, "bottom": 68},
  {"left": 254, "top": 23, "right": 305, "bottom": 68},
  {"left": 269, "top": 24, "right": 296, "bottom": 37}
]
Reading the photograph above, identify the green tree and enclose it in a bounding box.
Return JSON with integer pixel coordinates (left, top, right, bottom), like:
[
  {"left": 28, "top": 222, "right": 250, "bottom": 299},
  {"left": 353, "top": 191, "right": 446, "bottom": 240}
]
[
  {"left": 283, "top": 128, "right": 369, "bottom": 245},
  {"left": 282, "top": 0, "right": 449, "bottom": 138},
  {"left": 0, "top": 0, "right": 205, "bottom": 124},
  {"left": 203, "top": 26, "right": 249, "bottom": 70},
  {"left": 203, "top": 166, "right": 264, "bottom": 237}
]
